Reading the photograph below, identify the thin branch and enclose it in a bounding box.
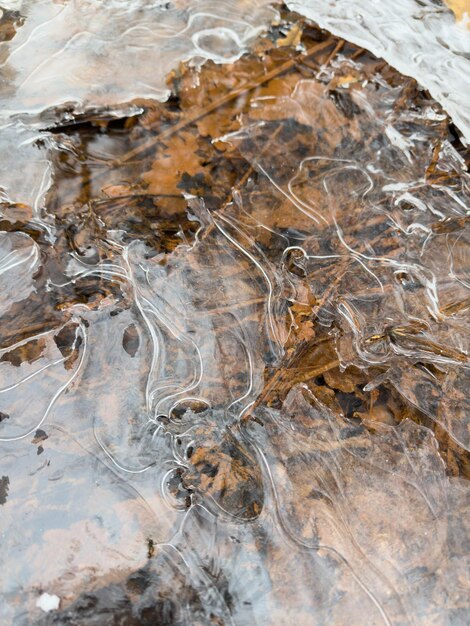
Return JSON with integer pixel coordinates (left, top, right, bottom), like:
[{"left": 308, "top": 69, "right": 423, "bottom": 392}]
[{"left": 116, "top": 38, "right": 339, "bottom": 166}]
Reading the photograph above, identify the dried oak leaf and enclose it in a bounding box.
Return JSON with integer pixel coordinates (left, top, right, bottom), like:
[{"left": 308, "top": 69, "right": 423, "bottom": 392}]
[
  {"left": 142, "top": 132, "right": 204, "bottom": 196},
  {"left": 183, "top": 425, "right": 264, "bottom": 520}
]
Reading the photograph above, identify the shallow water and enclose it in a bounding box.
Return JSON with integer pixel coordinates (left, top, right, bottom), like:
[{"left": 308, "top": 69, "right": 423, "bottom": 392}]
[{"left": 0, "top": 3, "right": 469, "bottom": 625}]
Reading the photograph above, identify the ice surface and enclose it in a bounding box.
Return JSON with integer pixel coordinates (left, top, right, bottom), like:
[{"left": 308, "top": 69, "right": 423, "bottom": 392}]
[
  {"left": 0, "top": 3, "right": 469, "bottom": 626},
  {"left": 0, "top": 0, "right": 277, "bottom": 209},
  {"left": 0, "top": 0, "right": 278, "bottom": 114}
]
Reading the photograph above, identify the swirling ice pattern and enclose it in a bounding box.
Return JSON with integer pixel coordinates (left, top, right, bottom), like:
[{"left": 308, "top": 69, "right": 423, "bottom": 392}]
[
  {"left": 0, "top": 0, "right": 278, "bottom": 113},
  {"left": 0, "top": 3, "right": 469, "bottom": 626},
  {"left": 0, "top": 0, "right": 277, "bottom": 207}
]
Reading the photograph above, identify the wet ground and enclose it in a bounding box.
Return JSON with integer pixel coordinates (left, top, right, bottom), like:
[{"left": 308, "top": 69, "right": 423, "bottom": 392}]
[{"left": 0, "top": 2, "right": 469, "bottom": 625}]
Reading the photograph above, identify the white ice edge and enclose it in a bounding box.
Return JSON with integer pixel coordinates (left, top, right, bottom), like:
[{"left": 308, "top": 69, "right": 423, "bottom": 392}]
[{"left": 287, "top": 0, "right": 470, "bottom": 146}]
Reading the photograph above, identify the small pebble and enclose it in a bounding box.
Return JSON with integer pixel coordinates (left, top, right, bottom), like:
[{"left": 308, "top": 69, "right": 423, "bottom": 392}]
[{"left": 36, "top": 593, "right": 60, "bottom": 613}]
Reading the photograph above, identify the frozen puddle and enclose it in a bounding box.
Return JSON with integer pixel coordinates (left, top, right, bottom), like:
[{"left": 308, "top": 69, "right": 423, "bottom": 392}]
[{"left": 0, "top": 2, "right": 469, "bottom": 625}]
